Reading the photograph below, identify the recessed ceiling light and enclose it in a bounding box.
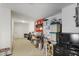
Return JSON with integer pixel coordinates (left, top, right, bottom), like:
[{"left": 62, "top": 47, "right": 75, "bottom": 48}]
[{"left": 22, "top": 20, "right": 25, "bottom": 23}]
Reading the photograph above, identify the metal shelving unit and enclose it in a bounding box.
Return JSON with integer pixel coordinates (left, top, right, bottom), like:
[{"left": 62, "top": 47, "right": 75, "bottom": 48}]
[{"left": 43, "top": 18, "right": 61, "bottom": 56}]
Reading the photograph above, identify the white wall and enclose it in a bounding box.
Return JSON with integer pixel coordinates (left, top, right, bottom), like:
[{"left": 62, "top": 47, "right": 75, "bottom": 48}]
[
  {"left": 0, "top": 7, "right": 11, "bottom": 54},
  {"left": 14, "top": 21, "right": 34, "bottom": 39},
  {"left": 12, "top": 11, "right": 35, "bottom": 34},
  {"left": 47, "top": 12, "right": 62, "bottom": 20},
  {"left": 12, "top": 11, "right": 35, "bottom": 38},
  {"left": 14, "top": 23, "right": 29, "bottom": 38},
  {"left": 28, "top": 21, "right": 34, "bottom": 32},
  {"left": 62, "top": 4, "right": 79, "bottom": 33}
]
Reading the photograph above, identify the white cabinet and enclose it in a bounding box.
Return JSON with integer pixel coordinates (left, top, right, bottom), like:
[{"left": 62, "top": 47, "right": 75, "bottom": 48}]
[{"left": 62, "top": 4, "right": 79, "bottom": 33}]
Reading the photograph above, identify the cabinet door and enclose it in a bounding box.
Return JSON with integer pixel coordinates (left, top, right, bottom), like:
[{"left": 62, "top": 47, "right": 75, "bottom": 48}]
[{"left": 62, "top": 4, "right": 79, "bottom": 33}]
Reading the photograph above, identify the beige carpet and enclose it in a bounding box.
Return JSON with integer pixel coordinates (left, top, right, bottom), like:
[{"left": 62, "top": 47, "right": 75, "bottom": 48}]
[{"left": 12, "top": 38, "right": 44, "bottom": 56}]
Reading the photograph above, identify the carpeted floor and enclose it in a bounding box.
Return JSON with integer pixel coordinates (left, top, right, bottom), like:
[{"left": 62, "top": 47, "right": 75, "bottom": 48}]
[{"left": 12, "top": 38, "right": 44, "bottom": 56}]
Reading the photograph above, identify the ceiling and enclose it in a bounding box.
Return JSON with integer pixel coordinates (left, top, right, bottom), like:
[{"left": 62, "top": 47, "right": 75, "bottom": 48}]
[{"left": 0, "top": 3, "right": 73, "bottom": 21}]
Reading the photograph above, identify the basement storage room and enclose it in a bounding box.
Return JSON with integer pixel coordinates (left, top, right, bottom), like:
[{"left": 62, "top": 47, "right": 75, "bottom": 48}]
[{"left": 0, "top": 3, "right": 79, "bottom": 56}]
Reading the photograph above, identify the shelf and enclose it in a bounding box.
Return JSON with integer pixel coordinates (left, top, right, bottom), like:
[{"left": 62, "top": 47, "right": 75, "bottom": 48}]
[
  {"left": 50, "top": 22, "right": 60, "bottom": 25},
  {"left": 49, "top": 32, "right": 60, "bottom": 34}
]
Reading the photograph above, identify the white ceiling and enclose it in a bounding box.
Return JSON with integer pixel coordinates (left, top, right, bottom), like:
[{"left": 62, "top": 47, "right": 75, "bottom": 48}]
[{"left": 0, "top": 3, "right": 72, "bottom": 20}]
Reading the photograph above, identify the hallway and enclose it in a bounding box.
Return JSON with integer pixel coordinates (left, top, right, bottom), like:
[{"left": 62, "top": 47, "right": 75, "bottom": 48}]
[{"left": 12, "top": 38, "right": 44, "bottom": 56}]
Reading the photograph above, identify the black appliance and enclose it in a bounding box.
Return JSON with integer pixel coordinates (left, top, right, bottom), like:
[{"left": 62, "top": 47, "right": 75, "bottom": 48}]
[
  {"left": 24, "top": 33, "right": 28, "bottom": 38},
  {"left": 54, "top": 33, "right": 79, "bottom": 56}
]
